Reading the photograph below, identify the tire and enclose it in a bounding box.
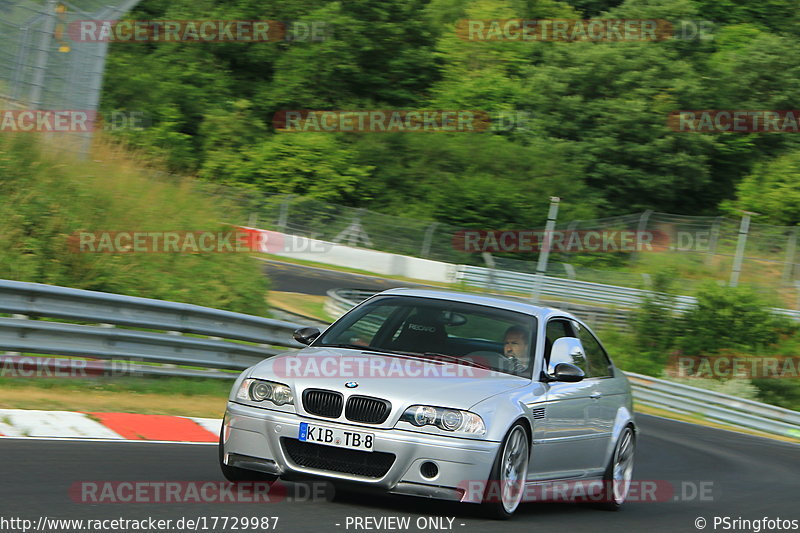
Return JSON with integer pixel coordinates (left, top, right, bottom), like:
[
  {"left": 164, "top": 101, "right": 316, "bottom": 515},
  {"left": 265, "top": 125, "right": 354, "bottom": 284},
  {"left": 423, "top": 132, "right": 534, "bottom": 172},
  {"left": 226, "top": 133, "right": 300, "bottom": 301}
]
[
  {"left": 595, "top": 425, "right": 635, "bottom": 511},
  {"left": 481, "top": 422, "right": 530, "bottom": 520},
  {"left": 218, "top": 426, "right": 278, "bottom": 483}
]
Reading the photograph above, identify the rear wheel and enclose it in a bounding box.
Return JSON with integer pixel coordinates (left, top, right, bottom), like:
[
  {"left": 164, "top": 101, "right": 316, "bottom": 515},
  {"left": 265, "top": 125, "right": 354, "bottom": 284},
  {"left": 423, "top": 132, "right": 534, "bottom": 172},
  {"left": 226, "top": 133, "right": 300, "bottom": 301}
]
[
  {"left": 482, "top": 423, "right": 529, "bottom": 519},
  {"left": 596, "top": 425, "right": 635, "bottom": 511},
  {"left": 218, "top": 426, "right": 277, "bottom": 483}
]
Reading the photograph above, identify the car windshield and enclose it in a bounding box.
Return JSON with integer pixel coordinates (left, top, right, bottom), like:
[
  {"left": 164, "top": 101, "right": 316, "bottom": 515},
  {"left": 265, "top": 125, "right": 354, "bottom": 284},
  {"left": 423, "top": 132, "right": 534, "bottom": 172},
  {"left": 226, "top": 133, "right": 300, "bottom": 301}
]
[{"left": 316, "top": 295, "right": 537, "bottom": 378}]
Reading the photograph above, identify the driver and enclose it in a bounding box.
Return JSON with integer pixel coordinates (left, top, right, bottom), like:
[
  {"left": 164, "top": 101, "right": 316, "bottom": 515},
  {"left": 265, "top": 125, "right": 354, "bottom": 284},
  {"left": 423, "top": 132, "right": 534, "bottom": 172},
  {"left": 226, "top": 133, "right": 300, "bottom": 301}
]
[{"left": 503, "top": 325, "right": 531, "bottom": 374}]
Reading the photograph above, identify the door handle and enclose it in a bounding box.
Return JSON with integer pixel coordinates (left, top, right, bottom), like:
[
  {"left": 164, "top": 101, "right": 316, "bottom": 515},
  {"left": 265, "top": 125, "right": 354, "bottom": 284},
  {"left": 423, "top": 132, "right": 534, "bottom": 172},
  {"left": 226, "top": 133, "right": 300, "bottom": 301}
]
[{"left": 589, "top": 391, "right": 602, "bottom": 400}]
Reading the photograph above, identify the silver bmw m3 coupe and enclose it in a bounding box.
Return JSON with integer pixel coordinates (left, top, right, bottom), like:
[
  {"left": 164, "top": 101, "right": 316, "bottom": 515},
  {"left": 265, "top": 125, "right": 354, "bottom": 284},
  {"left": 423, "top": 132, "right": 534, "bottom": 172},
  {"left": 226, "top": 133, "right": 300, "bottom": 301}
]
[{"left": 219, "top": 288, "right": 636, "bottom": 518}]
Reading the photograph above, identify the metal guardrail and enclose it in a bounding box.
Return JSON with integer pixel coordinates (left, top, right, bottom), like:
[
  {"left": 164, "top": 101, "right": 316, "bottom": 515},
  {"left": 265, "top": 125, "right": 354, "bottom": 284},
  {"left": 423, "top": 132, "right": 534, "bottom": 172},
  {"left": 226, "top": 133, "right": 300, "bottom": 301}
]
[
  {"left": 455, "top": 265, "right": 800, "bottom": 321},
  {"left": 0, "top": 279, "right": 304, "bottom": 376},
  {"left": 328, "top": 288, "right": 800, "bottom": 440},
  {"left": 627, "top": 373, "right": 800, "bottom": 439},
  {"left": 0, "top": 279, "right": 303, "bottom": 345},
  {"left": 323, "top": 288, "right": 376, "bottom": 320}
]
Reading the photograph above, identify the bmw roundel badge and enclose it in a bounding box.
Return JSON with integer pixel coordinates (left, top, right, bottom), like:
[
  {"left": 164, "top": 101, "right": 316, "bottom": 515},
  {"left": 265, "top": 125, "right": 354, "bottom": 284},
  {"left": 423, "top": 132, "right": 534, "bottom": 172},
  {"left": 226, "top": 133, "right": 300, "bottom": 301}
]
[{"left": 345, "top": 381, "right": 358, "bottom": 388}]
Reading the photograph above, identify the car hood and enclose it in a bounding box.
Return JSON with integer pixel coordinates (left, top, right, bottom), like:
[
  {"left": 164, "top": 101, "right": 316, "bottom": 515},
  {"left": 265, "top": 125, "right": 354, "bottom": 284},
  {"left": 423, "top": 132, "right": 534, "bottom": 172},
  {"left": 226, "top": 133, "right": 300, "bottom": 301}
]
[{"left": 248, "top": 346, "right": 529, "bottom": 410}]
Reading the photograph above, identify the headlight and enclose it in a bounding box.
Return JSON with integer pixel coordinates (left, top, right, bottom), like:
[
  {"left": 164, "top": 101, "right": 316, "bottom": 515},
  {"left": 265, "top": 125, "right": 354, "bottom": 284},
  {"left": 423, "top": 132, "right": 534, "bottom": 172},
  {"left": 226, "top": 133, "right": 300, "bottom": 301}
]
[
  {"left": 236, "top": 379, "right": 294, "bottom": 406},
  {"left": 440, "top": 409, "right": 463, "bottom": 430},
  {"left": 400, "top": 405, "right": 485, "bottom": 435},
  {"left": 413, "top": 406, "right": 437, "bottom": 426},
  {"left": 250, "top": 381, "right": 272, "bottom": 402}
]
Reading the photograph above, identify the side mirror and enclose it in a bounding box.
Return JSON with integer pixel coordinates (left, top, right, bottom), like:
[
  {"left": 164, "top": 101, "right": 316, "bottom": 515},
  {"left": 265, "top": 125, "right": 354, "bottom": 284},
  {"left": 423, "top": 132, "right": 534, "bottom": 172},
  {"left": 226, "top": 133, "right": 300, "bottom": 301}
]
[
  {"left": 548, "top": 337, "right": 587, "bottom": 377},
  {"left": 293, "top": 327, "right": 321, "bottom": 345},
  {"left": 552, "top": 362, "right": 585, "bottom": 382}
]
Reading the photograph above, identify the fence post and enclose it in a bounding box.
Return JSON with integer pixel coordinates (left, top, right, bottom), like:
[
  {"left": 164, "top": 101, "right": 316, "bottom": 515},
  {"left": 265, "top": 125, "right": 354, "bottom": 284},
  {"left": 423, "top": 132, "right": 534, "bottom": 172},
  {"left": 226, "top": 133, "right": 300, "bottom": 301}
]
[
  {"left": 28, "top": 0, "right": 58, "bottom": 109},
  {"left": 333, "top": 209, "right": 373, "bottom": 247},
  {"left": 482, "top": 252, "right": 496, "bottom": 292},
  {"left": 531, "top": 197, "right": 560, "bottom": 303},
  {"left": 706, "top": 216, "right": 723, "bottom": 265},
  {"left": 277, "top": 196, "right": 291, "bottom": 231},
  {"left": 782, "top": 227, "right": 798, "bottom": 283},
  {"left": 421, "top": 222, "right": 438, "bottom": 258},
  {"left": 636, "top": 210, "right": 653, "bottom": 262},
  {"left": 730, "top": 211, "right": 755, "bottom": 287}
]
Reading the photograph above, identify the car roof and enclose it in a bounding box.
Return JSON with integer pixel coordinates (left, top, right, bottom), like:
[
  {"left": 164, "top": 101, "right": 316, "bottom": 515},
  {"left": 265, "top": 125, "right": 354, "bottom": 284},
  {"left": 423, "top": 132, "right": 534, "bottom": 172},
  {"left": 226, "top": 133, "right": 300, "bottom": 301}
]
[{"left": 372, "top": 287, "right": 577, "bottom": 321}]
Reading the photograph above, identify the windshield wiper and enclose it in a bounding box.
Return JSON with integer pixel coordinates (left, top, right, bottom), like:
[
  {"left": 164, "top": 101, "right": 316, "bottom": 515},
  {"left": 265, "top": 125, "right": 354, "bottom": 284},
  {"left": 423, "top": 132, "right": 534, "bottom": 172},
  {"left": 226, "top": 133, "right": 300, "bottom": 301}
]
[
  {"left": 410, "top": 352, "right": 492, "bottom": 370},
  {"left": 316, "top": 343, "right": 415, "bottom": 357},
  {"left": 316, "top": 343, "right": 374, "bottom": 350}
]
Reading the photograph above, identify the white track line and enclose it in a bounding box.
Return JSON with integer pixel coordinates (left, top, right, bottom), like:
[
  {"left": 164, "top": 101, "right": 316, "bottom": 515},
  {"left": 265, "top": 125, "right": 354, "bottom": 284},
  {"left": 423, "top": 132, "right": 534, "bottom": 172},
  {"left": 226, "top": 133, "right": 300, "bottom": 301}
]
[{"left": 0, "top": 409, "right": 124, "bottom": 439}]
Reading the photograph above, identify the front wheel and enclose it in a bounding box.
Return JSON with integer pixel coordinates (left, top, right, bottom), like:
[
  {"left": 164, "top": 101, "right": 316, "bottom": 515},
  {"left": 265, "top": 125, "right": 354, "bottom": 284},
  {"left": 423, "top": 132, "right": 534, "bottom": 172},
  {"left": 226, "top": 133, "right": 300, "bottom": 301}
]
[
  {"left": 596, "top": 425, "right": 635, "bottom": 511},
  {"left": 481, "top": 423, "right": 530, "bottom": 519}
]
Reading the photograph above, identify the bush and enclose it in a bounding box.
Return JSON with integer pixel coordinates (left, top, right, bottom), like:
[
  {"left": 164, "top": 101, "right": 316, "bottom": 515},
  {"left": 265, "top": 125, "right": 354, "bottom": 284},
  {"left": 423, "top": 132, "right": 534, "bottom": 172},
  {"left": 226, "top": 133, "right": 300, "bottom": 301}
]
[
  {"left": 625, "top": 269, "right": 682, "bottom": 374},
  {"left": 677, "top": 283, "right": 790, "bottom": 355}
]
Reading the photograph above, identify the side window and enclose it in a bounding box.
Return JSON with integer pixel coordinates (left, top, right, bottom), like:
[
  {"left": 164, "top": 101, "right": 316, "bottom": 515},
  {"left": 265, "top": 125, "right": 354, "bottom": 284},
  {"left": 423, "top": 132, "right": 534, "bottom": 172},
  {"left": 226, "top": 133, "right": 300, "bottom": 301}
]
[
  {"left": 573, "top": 321, "right": 612, "bottom": 378},
  {"left": 545, "top": 318, "right": 573, "bottom": 362},
  {"left": 333, "top": 304, "right": 397, "bottom": 346}
]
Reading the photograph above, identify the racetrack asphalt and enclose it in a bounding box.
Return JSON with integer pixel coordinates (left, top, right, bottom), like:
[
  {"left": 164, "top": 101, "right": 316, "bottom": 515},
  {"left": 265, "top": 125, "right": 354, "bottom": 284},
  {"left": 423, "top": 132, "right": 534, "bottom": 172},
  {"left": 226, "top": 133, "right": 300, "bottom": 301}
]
[
  {"left": 2, "top": 414, "right": 797, "bottom": 533},
  {"left": 259, "top": 259, "right": 428, "bottom": 296}
]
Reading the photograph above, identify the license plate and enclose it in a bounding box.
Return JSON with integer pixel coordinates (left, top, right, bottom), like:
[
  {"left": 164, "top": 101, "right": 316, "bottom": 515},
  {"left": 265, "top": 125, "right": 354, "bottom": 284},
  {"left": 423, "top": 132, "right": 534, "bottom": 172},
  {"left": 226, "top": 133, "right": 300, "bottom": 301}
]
[{"left": 298, "top": 422, "right": 374, "bottom": 452}]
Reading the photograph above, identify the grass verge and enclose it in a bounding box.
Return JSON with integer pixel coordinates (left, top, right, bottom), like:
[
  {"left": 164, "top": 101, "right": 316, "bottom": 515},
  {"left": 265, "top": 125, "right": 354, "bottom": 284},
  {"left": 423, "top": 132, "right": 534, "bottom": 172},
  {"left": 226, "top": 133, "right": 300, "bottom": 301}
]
[
  {"left": 0, "top": 376, "right": 231, "bottom": 418},
  {"left": 269, "top": 291, "right": 332, "bottom": 322}
]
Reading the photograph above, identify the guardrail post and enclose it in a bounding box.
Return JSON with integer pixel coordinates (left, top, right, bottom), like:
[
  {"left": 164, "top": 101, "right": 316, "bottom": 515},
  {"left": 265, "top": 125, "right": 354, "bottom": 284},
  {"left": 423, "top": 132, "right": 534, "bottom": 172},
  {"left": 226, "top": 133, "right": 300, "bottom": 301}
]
[
  {"left": 5, "top": 314, "right": 28, "bottom": 356},
  {"left": 531, "top": 197, "right": 560, "bottom": 303}
]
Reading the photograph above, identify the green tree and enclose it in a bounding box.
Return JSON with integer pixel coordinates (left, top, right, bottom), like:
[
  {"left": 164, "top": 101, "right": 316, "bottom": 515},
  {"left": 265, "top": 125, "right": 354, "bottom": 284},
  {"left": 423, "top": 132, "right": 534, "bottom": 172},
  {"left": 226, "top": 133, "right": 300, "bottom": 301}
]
[
  {"left": 201, "top": 133, "right": 374, "bottom": 203},
  {"left": 721, "top": 149, "right": 800, "bottom": 225}
]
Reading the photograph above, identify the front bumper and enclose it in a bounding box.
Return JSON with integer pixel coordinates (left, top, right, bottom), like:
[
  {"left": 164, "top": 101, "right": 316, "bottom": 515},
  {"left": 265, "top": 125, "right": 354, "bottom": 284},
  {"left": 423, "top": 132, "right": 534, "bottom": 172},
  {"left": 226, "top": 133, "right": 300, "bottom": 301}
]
[{"left": 222, "top": 402, "right": 500, "bottom": 503}]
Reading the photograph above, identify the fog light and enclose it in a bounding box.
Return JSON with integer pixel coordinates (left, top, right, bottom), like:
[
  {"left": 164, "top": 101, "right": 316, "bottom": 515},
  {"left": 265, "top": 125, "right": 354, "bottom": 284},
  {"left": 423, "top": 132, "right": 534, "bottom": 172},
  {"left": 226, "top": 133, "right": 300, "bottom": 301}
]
[{"left": 420, "top": 461, "right": 439, "bottom": 479}]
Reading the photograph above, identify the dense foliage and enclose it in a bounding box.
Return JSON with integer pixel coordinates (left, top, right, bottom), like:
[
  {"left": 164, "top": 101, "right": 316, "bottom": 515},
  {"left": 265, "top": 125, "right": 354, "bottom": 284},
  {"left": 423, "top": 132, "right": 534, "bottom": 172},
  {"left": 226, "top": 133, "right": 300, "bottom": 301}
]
[{"left": 102, "top": 0, "right": 800, "bottom": 228}]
